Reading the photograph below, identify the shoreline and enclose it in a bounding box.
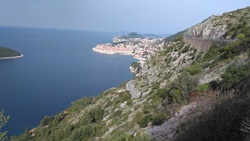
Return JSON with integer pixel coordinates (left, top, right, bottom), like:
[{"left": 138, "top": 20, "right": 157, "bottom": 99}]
[
  {"left": 0, "top": 54, "right": 24, "bottom": 60},
  {"left": 92, "top": 48, "right": 145, "bottom": 62},
  {"left": 92, "top": 48, "right": 132, "bottom": 56}
]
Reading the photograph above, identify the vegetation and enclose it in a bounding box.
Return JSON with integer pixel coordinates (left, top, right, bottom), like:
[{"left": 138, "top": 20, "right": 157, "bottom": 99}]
[
  {"left": 151, "top": 113, "right": 168, "bottom": 126},
  {"left": 0, "top": 110, "right": 9, "bottom": 141},
  {"left": 131, "top": 62, "right": 142, "bottom": 73},
  {"left": 176, "top": 84, "right": 250, "bottom": 141},
  {"left": 164, "top": 30, "right": 186, "bottom": 43},
  {"left": 13, "top": 6, "right": 250, "bottom": 141},
  {"left": 220, "top": 62, "right": 250, "bottom": 89},
  {"left": 0, "top": 46, "right": 21, "bottom": 58},
  {"left": 236, "top": 33, "right": 246, "bottom": 40}
]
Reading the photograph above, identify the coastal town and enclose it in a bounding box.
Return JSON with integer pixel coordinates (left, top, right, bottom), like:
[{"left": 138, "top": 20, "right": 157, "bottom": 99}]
[{"left": 92, "top": 33, "right": 165, "bottom": 64}]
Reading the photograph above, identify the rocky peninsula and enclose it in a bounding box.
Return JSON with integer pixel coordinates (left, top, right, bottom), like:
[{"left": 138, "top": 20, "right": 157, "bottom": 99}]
[{"left": 92, "top": 32, "right": 165, "bottom": 64}]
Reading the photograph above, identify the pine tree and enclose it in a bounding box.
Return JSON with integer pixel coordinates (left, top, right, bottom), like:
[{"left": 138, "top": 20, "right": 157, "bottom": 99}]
[{"left": 0, "top": 110, "right": 9, "bottom": 141}]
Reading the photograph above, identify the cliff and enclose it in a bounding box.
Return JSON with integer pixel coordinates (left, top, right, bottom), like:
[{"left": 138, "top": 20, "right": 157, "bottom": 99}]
[{"left": 14, "top": 6, "right": 250, "bottom": 141}]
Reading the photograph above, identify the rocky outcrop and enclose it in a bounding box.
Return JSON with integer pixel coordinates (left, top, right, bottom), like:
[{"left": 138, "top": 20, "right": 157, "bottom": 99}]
[{"left": 184, "top": 15, "right": 227, "bottom": 40}]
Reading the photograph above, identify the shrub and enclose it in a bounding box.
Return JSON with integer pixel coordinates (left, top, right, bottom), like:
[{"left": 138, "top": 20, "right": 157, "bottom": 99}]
[
  {"left": 112, "top": 110, "right": 122, "bottom": 118},
  {"left": 159, "top": 71, "right": 198, "bottom": 104},
  {"left": 138, "top": 114, "right": 152, "bottom": 128},
  {"left": 187, "top": 63, "right": 203, "bottom": 75},
  {"left": 89, "top": 106, "right": 104, "bottom": 123},
  {"left": 120, "top": 92, "right": 131, "bottom": 102},
  {"left": 181, "top": 45, "right": 190, "bottom": 53},
  {"left": 209, "top": 80, "right": 220, "bottom": 90},
  {"left": 131, "top": 62, "right": 142, "bottom": 73},
  {"left": 196, "top": 83, "right": 209, "bottom": 92},
  {"left": 40, "top": 116, "right": 54, "bottom": 126},
  {"left": 221, "top": 63, "right": 250, "bottom": 89},
  {"left": 236, "top": 33, "right": 246, "bottom": 40},
  {"left": 152, "top": 114, "right": 168, "bottom": 126},
  {"left": 126, "top": 99, "right": 133, "bottom": 106},
  {"left": 176, "top": 95, "right": 250, "bottom": 141},
  {"left": 170, "top": 89, "right": 181, "bottom": 103},
  {"left": 0, "top": 111, "right": 9, "bottom": 141}
]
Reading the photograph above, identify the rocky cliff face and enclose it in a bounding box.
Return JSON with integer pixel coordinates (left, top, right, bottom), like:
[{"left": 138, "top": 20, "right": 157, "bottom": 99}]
[
  {"left": 184, "top": 7, "right": 250, "bottom": 40},
  {"left": 184, "top": 15, "right": 227, "bottom": 40}
]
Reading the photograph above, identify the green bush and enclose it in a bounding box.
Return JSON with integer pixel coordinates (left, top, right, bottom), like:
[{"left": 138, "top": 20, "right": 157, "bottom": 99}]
[
  {"left": 131, "top": 62, "right": 142, "bottom": 73},
  {"left": 0, "top": 110, "right": 9, "bottom": 141},
  {"left": 89, "top": 106, "right": 104, "bottom": 123},
  {"left": 157, "top": 71, "right": 198, "bottom": 105},
  {"left": 170, "top": 89, "right": 181, "bottom": 103},
  {"left": 152, "top": 114, "right": 168, "bottom": 126},
  {"left": 221, "top": 63, "right": 250, "bottom": 89},
  {"left": 126, "top": 99, "right": 133, "bottom": 106},
  {"left": 120, "top": 92, "right": 131, "bottom": 102},
  {"left": 181, "top": 45, "right": 190, "bottom": 53},
  {"left": 196, "top": 83, "right": 209, "bottom": 92},
  {"left": 236, "top": 33, "right": 246, "bottom": 40},
  {"left": 187, "top": 63, "right": 203, "bottom": 75},
  {"left": 138, "top": 114, "right": 152, "bottom": 128},
  {"left": 176, "top": 95, "right": 250, "bottom": 141},
  {"left": 70, "top": 97, "right": 92, "bottom": 112},
  {"left": 40, "top": 116, "right": 54, "bottom": 126},
  {"left": 112, "top": 110, "right": 122, "bottom": 118}
]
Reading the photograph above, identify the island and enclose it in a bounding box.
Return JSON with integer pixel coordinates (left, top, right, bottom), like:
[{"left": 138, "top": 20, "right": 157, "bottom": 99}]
[
  {"left": 0, "top": 46, "right": 23, "bottom": 60},
  {"left": 92, "top": 32, "right": 165, "bottom": 64}
]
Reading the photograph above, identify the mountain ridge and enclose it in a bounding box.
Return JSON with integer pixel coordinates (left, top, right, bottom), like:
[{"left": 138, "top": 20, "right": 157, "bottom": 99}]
[{"left": 14, "top": 6, "right": 250, "bottom": 141}]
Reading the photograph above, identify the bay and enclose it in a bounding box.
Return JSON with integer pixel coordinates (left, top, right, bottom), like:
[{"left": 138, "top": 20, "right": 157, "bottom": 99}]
[{"left": 0, "top": 27, "right": 135, "bottom": 136}]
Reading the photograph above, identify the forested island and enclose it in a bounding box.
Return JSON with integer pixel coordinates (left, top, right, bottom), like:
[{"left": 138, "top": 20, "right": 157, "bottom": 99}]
[{"left": 0, "top": 46, "right": 23, "bottom": 60}]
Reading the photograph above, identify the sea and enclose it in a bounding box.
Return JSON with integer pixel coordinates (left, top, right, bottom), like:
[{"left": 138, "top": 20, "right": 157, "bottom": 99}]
[{"left": 0, "top": 27, "right": 135, "bottom": 136}]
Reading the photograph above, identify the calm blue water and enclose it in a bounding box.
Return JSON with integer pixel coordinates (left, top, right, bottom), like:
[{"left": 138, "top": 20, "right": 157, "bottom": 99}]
[{"left": 0, "top": 27, "right": 135, "bottom": 136}]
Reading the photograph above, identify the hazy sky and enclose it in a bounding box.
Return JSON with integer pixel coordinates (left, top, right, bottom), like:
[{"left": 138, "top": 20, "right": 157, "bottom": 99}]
[{"left": 0, "top": 0, "right": 249, "bottom": 34}]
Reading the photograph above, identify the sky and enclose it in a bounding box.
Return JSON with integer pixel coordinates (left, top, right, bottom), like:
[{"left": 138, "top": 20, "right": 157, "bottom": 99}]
[{"left": 0, "top": 0, "right": 249, "bottom": 34}]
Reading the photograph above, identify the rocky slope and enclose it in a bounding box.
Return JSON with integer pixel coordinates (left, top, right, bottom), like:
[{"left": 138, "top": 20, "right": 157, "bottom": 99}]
[{"left": 14, "top": 6, "right": 250, "bottom": 141}]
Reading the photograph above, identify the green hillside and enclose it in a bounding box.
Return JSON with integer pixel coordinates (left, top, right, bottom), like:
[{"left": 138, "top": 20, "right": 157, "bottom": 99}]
[{"left": 13, "top": 6, "right": 250, "bottom": 141}]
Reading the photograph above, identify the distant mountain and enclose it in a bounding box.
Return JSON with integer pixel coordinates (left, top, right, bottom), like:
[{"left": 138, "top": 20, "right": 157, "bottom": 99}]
[
  {"left": 119, "top": 32, "right": 169, "bottom": 39},
  {"left": 142, "top": 33, "right": 170, "bottom": 38}
]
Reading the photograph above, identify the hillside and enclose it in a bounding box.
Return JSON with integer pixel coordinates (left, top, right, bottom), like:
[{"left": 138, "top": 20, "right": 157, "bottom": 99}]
[
  {"left": 0, "top": 46, "right": 22, "bottom": 59},
  {"left": 14, "top": 6, "right": 250, "bottom": 141}
]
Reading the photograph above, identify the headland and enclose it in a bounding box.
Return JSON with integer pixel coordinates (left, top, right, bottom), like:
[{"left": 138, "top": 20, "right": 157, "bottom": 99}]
[{"left": 92, "top": 32, "right": 165, "bottom": 64}]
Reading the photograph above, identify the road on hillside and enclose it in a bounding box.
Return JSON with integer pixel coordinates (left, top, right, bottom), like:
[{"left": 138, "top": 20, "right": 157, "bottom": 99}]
[{"left": 126, "top": 80, "right": 139, "bottom": 98}]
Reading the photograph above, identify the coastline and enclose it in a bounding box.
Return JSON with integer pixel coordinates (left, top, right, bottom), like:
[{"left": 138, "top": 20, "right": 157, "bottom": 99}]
[
  {"left": 92, "top": 48, "right": 132, "bottom": 55},
  {"left": 0, "top": 54, "right": 23, "bottom": 60},
  {"left": 92, "top": 35, "right": 164, "bottom": 65}
]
